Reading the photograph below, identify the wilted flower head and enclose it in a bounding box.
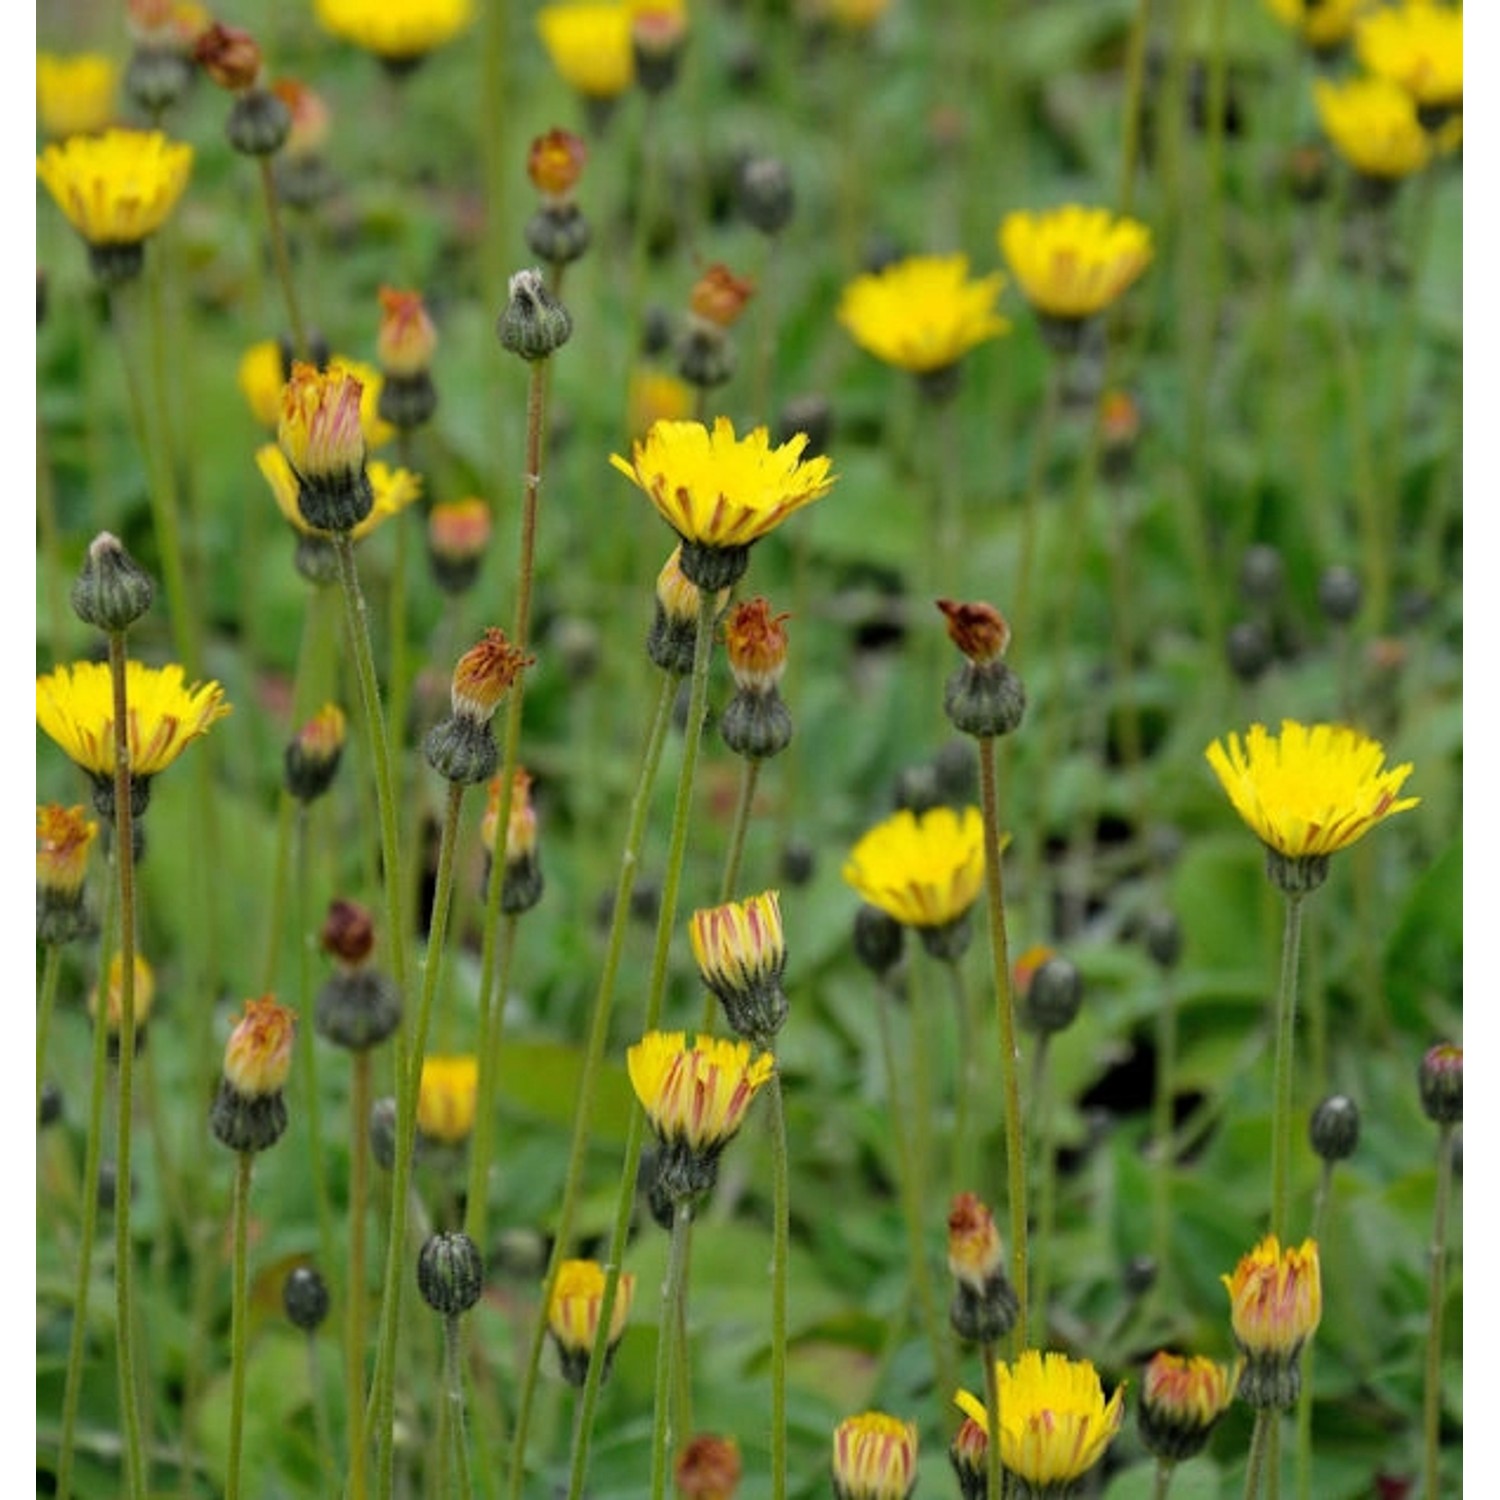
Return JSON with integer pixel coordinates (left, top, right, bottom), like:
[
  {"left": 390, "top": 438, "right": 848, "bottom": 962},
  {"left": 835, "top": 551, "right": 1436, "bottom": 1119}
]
[
  {"left": 690, "top": 264, "right": 756, "bottom": 328},
  {"left": 528, "top": 126, "right": 588, "bottom": 199},
  {"left": 222, "top": 996, "right": 297, "bottom": 1097},
  {"left": 37, "top": 804, "right": 99, "bottom": 903},
  {"left": 937, "top": 598, "right": 1011, "bottom": 666},
  {"left": 193, "top": 21, "right": 263, "bottom": 89},
  {"left": 724, "top": 599, "right": 790, "bottom": 691},
  {"left": 675, "top": 1434, "right": 742, "bottom": 1499}
]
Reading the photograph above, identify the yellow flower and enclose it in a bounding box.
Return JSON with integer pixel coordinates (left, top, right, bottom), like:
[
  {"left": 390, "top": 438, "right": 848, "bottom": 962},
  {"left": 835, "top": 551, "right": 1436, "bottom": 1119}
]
[
  {"left": 37, "top": 660, "right": 230, "bottom": 781},
  {"left": 1263, "top": 0, "right": 1369, "bottom": 50},
  {"left": 998, "top": 205, "right": 1153, "bottom": 322},
  {"left": 36, "top": 128, "right": 192, "bottom": 246},
  {"left": 37, "top": 804, "right": 99, "bottom": 901},
  {"left": 222, "top": 995, "right": 297, "bottom": 1097},
  {"left": 690, "top": 891, "right": 788, "bottom": 1040},
  {"left": 1138, "top": 1352, "right": 1239, "bottom": 1464},
  {"left": 946, "top": 1191, "right": 1004, "bottom": 1291},
  {"left": 1223, "top": 1236, "right": 1322, "bottom": 1358},
  {"left": 546, "top": 1259, "right": 636, "bottom": 1384},
  {"left": 537, "top": 3, "right": 635, "bottom": 99},
  {"left": 1356, "top": 2, "right": 1462, "bottom": 110},
  {"left": 627, "top": 368, "right": 696, "bottom": 438},
  {"left": 611, "top": 417, "right": 836, "bottom": 588},
  {"left": 327, "top": 355, "right": 397, "bottom": 451},
  {"left": 37, "top": 53, "right": 119, "bottom": 138},
  {"left": 627, "top": 1031, "right": 774, "bottom": 1154},
  {"left": 837, "top": 254, "right": 1009, "bottom": 374},
  {"left": 955, "top": 1350, "right": 1125, "bottom": 1494},
  {"left": 239, "top": 339, "right": 285, "bottom": 428},
  {"left": 1314, "top": 77, "right": 1432, "bottom": 179},
  {"left": 89, "top": 952, "right": 157, "bottom": 1033},
  {"left": 314, "top": 0, "right": 473, "bottom": 62},
  {"left": 842, "top": 805, "right": 986, "bottom": 929},
  {"left": 418, "top": 1055, "right": 480, "bottom": 1144},
  {"left": 257, "top": 445, "right": 421, "bottom": 542},
  {"left": 831, "top": 1411, "right": 918, "bottom": 1500},
  {"left": 1204, "top": 720, "right": 1418, "bottom": 860}
]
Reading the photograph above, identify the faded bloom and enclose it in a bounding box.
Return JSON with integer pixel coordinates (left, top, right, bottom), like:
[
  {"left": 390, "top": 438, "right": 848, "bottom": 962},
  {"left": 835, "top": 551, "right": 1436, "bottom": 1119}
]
[
  {"left": 1222, "top": 1236, "right": 1322, "bottom": 1408},
  {"left": 37, "top": 53, "right": 119, "bottom": 138},
  {"left": 938, "top": 597, "right": 1011, "bottom": 666},
  {"left": 1138, "top": 1352, "right": 1238, "bottom": 1463},
  {"left": 417, "top": 1055, "right": 480, "bottom": 1144},
  {"left": 528, "top": 126, "right": 588, "bottom": 199},
  {"left": 831, "top": 1412, "right": 918, "bottom": 1500},
  {"left": 947, "top": 1191, "right": 1018, "bottom": 1343},
  {"left": 546, "top": 1258, "right": 636, "bottom": 1384},
  {"left": 450, "top": 628, "right": 531, "bottom": 724},
  {"left": 193, "top": 21, "right": 263, "bottom": 89},
  {"left": 838, "top": 254, "right": 1009, "bottom": 375},
  {"left": 724, "top": 598, "right": 790, "bottom": 691},
  {"left": 999, "top": 205, "right": 1154, "bottom": 323},
  {"left": 37, "top": 803, "right": 99, "bottom": 905},
  {"left": 690, "top": 264, "right": 756, "bottom": 328},
  {"left": 222, "top": 995, "right": 297, "bottom": 1096},
  {"left": 675, "top": 1434, "right": 742, "bottom": 1499}
]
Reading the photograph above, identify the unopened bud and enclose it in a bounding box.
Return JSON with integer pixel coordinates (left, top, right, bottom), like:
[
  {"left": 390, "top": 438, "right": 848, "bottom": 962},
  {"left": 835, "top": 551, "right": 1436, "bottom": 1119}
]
[
  {"left": 1309, "top": 1094, "right": 1361, "bottom": 1162},
  {"left": 497, "top": 268, "right": 572, "bottom": 360},
  {"left": 72, "top": 532, "right": 155, "bottom": 633},
  {"left": 417, "top": 1231, "right": 484, "bottom": 1317},
  {"left": 283, "top": 1265, "right": 331, "bottom": 1332},
  {"left": 1419, "top": 1043, "right": 1462, "bottom": 1125}
]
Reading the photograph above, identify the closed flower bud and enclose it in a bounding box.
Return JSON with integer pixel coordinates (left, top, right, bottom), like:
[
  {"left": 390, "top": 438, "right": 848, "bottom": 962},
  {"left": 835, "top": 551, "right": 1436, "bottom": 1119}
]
[
  {"left": 284, "top": 703, "right": 346, "bottom": 802},
  {"left": 948, "top": 1417, "right": 987, "bottom": 1500},
  {"left": 71, "top": 532, "right": 155, "bottom": 633},
  {"left": 525, "top": 203, "right": 592, "bottom": 268},
  {"left": 278, "top": 362, "right": 373, "bottom": 534},
  {"left": 427, "top": 499, "right": 492, "bottom": 594},
  {"left": 1021, "top": 953, "right": 1083, "bottom": 1035},
  {"left": 675, "top": 1434, "right": 742, "bottom": 1499},
  {"left": 676, "top": 323, "right": 735, "bottom": 390},
  {"left": 1419, "top": 1043, "right": 1462, "bottom": 1125},
  {"left": 1226, "top": 619, "right": 1272, "bottom": 684},
  {"left": 1138, "top": 1352, "right": 1238, "bottom": 1463},
  {"left": 497, "top": 267, "right": 572, "bottom": 360},
  {"left": 690, "top": 891, "right": 789, "bottom": 1043},
  {"left": 946, "top": 1192, "right": 1018, "bottom": 1343},
  {"left": 211, "top": 996, "right": 296, "bottom": 1153},
  {"left": 1223, "top": 1235, "right": 1321, "bottom": 1409},
  {"left": 1309, "top": 1093, "right": 1361, "bottom": 1161},
  {"left": 832, "top": 1412, "right": 918, "bottom": 1500},
  {"left": 226, "top": 87, "right": 292, "bottom": 157},
  {"left": 377, "top": 286, "right": 437, "bottom": 376},
  {"left": 1239, "top": 544, "right": 1285, "bottom": 604},
  {"left": 738, "top": 155, "right": 794, "bottom": 235},
  {"left": 482, "top": 769, "right": 545, "bottom": 914},
  {"left": 690, "top": 263, "right": 755, "bottom": 329},
  {"left": 648, "top": 547, "right": 727, "bottom": 675},
  {"left": 417, "top": 1231, "right": 484, "bottom": 1317},
  {"left": 546, "top": 1258, "right": 636, "bottom": 1385},
  {"left": 852, "top": 903, "right": 904, "bottom": 978},
  {"left": 528, "top": 127, "right": 587, "bottom": 201},
  {"left": 37, "top": 803, "right": 99, "bottom": 945},
  {"left": 283, "top": 1265, "right": 331, "bottom": 1332},
  {"left": 1318, "top": 564, "right": 1363, "bottom": 625},
  {"left": 937, "top": 599, "right": 1026, "bottom": 738},
  {"left": 425, "top": 628, "right": 532, "bottom": 784},
  {"left": 418, "top": 1055, "right": 480, "bottom": 1146}
]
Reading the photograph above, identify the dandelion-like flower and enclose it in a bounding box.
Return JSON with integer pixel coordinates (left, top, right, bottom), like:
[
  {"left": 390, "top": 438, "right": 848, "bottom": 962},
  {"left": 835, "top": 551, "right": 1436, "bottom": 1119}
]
[
  {"left": 1264, "top": 0, "right": 1368, "bottom": 52},
  {"left": 998, "top": 205, "right": 1153, "bottom": 328},
  {"left": 1138, "top": 1352, "right": 1239, "bottom": 1463},
  {"left": 1205, "top": 719, "right": 1418, "bottom": 891},
  {"left": 611, "top": 416, "right": 837, "bottom": 590},
  {"left": 627, "top": 1030, "right": 774, "bottom": 1202},
  {"left": 37, "top": 52, "right": 119, "bottom": 138},
  {"left": 259, "top": 445, "right": 421, "bottom": 544},
  {"left": 1314, "top": 76, "right": 1432, "bottom": 183},
  {"left": 690, "top": 891, "right": 788, "bottom": 1042},
  {"left": 831, "top": 1412, "right": 918, "bottom": 1500},
  {"left": 537, "top": 2, "right": 634, "bottom": 102},
  {"left": 955, "top": 1350, "right": 1126, "bottom": 1499},
  {"left": 315, "top": 0, "right": 473, "bottom": 66},
  {"left": 277, "top": 361, "right": 374, "bottom": 534},
  {"left": 37, "top": 128, "right": 192, "bottom": 283},
  {"left": 37, "top": 804, "right": 99, "bottom": 943},
  {"left": 546, "top": 1258, "right": 636, "bottom": 1385},
  {"left": 1222, "top": 1235, "right": 1322, "bottom": 1408},
  {"left": 37, "top": 660, "right": 230, "bottom": 817},
  {"left": 1357, "top": 2, "right": 1462, "bottom": 116},
  {"left": 947, "top": 1192, "right": 1018, "bottom": 1343},
  {"left": 842, "top": 805, "right": 986, "bottom": 942},
  {"left": 211, "top": 996, "right": 297, "bottom": 1152},
  {"left": 417, "top": 1055, "right": 480, "bottom": 1145},
  {"left": 837, "top": 254, "right": 1009, "bottom": 385}
]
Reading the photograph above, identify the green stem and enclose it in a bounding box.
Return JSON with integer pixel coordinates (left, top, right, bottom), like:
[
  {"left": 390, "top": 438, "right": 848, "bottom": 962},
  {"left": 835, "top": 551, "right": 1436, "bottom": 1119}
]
[
  {"left": 295, "top": 806, "right": 336, "bottom": 1274},
  {"left": 464, "top": 911, "right": 517, "bottom": 1242},
  {"left": 226, "top": 1151, "right": 255, "bottom": 1500},
  {"left": 945, "top": 955, "right": 979, "bottom": 1198},
  {"left": 1115, "top": 0, "right": 1151, "bottom": 214},
  {"left": 36, "top": 412, "right": 69, "bottom": 659},
  {"left": 1244, "top": 1408, "right": 1276, "bottom": 1500},
  {"left": 1010, "top": 363, "right": 1060, "bottom": 663},
  {"left": 347, "top": 1049, "right": 372, "bottom": 1500},
  {"left": 1296, "top": 1162, "right": 1334, "bottom": 1500},
  {"left": 504, "top": 670, "right": 677, "bottom": 1500},
  {"left": 1151, "top": 966, "right": 1178, "bottom": 1288},
  {"left": 306, "top": 1332, "right": 336, "bottom": 1497},
  {"left": 981, "top": 1344, "right": 1004, "bottom": 1500},
  {"left": 1269, "top": 893, "right": 1307, "bottom": 1241},
  {"left": 1029, "top": 1034, "right": 1055, "bottom": 1346},
  {"left": 1422, "top": 1123, "right": 1456, "bottom": 1500},
  {"left": 648, "top": 1204, "right": 694, "bottom": 1500},
  {"left": 1155, "top": 1457, "right": 1177, "bottom": 1500},
  {"left": 977, "top": 735, "right": 1028, "bottom": 1349},
  {"left": 108, "top": 632, "right": 147, "bottom": 1500},
  {"left": 258, "top": 156, "right": 308, "bottom": 358},
  {"left": 698, "top": 757, "right": 763, "bottom": 1032},
  {"left": 38, "top": 944, "right": 63, "bottom": 1120},
  {"left": 445, "top": 1316, "right": 476, "bottom": 1500},
  {"left": 767, "top": 1071, "right": 790, "bottom": 1500}
]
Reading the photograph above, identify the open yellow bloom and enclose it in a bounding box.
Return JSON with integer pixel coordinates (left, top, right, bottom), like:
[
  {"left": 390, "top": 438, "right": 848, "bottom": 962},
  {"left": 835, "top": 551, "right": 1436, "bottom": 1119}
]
[
  {"left": 999, "top": 206, "right": 1153, "bottom": 321},
  {"left": 537, "top": 2, "right": 635, "bottom": 98},
  {"left": 37, "top": 128, "right": 192, "bottom": 246},
  {"left": 1356, "top": 2, "right": 1462, "bottom": 110},
  {"left": 1314, "top": 77, "right": 1432, "bottom": 179},
  {"left": 955, "top": 1350, "right": 1125, "bottom": 1495},
  {"left": 546, "top": 1259, "right": 636, "bottom": 1384},
  {"left": 417, "top": 1055, "right": 480, "bottom": 1144},
  {"left": 37, "top": 53, "right": 119, "bottom": 138},
  {"left": 842, "top": 805, "right": 985, "bottom": 929},
  {"left": 831, "top": 1412, "right": 918, "bottom": 1500},
  {"left": 314, "top": 0, "right": 473, "bottom": 62},
  {"left": 1264, "top": 0, "right": 1369, "bottom": 50},
  {"left": 627, "top": 1031, "right": 773, "bottom": 1155},
  {"left": 37, "top": 660, "right": 230, "bottom": 781},
  {"left": 1205, "top": 720, "right": 1418, "bottom": 860},
  {"left": 611, "top": 417, "right": 836, "bottom": 588},
  {"left": 258, "top": 445, "right": 421, "bottom": 542},
  {"left": 239, "top": 339, "right": 285, "bottom": 428},
  {"left": 837, "top": 254, "right": 1009, "bottom": 375}
]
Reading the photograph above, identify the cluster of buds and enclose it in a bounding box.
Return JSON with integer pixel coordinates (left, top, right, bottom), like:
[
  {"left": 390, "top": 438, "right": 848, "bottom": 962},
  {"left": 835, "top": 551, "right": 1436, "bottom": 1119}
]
[
  {"left": 1137, "top": 1351, "right": 1239, "bottom": 1464},
  {"left": 210, "top": 996, "right": 297, "bottom": 1154},
  {"left": 690, "top": 891, "right": 789, "bottom": 1044},
  {"left": 647, "top": 547, "right": 728, "bottom": 676},
  {"left": 545, "top": 1258, "right": 636, "bottom": 1387},
  {"left": 946, "top": 1192, "right": 1018, "bottom": 1344},
  {"left": 37, "top": 803, "right": 99, "bottom": 946},
  {"left": 125, "top": 0, "right": 206, "bottom": 118},
  {"left": 194, "top": 21, "right": 291, "bottom": 156},
  {"left": 525, "top": 129, "right": 592, "bottom": 273},
  {"left": 938, "top": 598, "right": 1026, "bottom": 739},
  {"left": 284, "top": 703, "right": 347, "bottom": 803},
  {"left": 427, "top": 499, "right": 493, "bottom": 595},
  {"left": 271, "top": 79, "right": 337, "bottom": 208},
  {"left": 376, "top": 286, "right": 439, "bottom": 430},
  {"left": 314, "top": 898, "right": 403, "bottom": 1052},
  {"left": 677, "top": 263, "right": 755, "bottom": 392},
  {"left": 424, "top": 628, "right": 532, "bottom": 785},
  {"left": 481, "top": 768, "right": 545, "bottom": 914},
  {"left": 720, "top": 598, "right": 793, "bottom": 761}
]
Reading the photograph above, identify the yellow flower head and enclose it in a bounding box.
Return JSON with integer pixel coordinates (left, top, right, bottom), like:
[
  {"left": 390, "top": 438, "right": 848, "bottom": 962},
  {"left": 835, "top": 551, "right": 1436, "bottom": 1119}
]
[
  {"left": 1223, "top": 1236, "right": 1322, "bottom": 1360},
  {"left": 481, "top": 767, "right": 538, "bottom": 860},
  {"left": 37, "top": 660, "right": 230, "bottom": 781},
  {"left": 842, "top": 805, "right": 985, "bottom": 929},
  {"left": 831, "top": 1411, "right": 918, "bottom": 1500},
  {"left": 257, "top": 445, "right": 421, "bottom": 542},
  {"left": 955, "top": 1350, "right": 1125, "bottom": 1490},
  {"left": 1314, "top": 77, "right": 1432, "bottom": 179},
  {"left": 946, "top": 1191, "right": 1004, "bottom": 1291},
  {"left": 837, "top": 254, "right": 1009, "bottom": 375},
  {"left": 1264, "top": 0, "right": 1369, "bottom": 50},
  {"left": 89, "top": 952, "right": 157, "bottom": 1033},
  {"left": 222, "top": 996, "right": 297, "bottom": 1097},
  {"left": 611, "top": 417, "right": 836, "bottom": 587},
  {"left": 279, "top": 360, "right": 367, "bottom": 481},
  {"left": 998, "top": 205, "right": 1153, "bottom": 321},
  {"left": 1204, "top": 720, "right": 1418, "bottom": 860},
  {"left": 1139, "top": 1352, "right": 1240, "bottom": 1464},
  {"left": 546, "top": 1259, "right": 636, "bottom": 1383},
  {"left": 628, "top": 368, "right": 697, "bottom": 439},
  {"left": 378, "top": 286, "right": 438, "bottom": 377},
  {"left": 690, "top": 890, "right": 787, "bottom": 1036},
  {"left": 314, "top": 0, "right": 473, "bottom": 62},
  {"left": 626, "top": 1031, "right": 774, "bottom": 1153},
  {"left": 417, "top": 1055, "right": 480, "bottom": 1144},
  {"left": 37, "top": 53, "right": 119, "bottom": 139},
  {"left": 239, "top": 339, "right": 286, "bottom": 428},
  {"left": 37, "top": 804, "right": 99, "bottom": 900},
  {"left": 1356, "top": 2, "right": 1462, "bottom": 110},
  {"left": 37, "top": 128, "right": 192, "bottom": 247},
  {"left": 537, "top": 3, "right": 635, "bottom": 98}
]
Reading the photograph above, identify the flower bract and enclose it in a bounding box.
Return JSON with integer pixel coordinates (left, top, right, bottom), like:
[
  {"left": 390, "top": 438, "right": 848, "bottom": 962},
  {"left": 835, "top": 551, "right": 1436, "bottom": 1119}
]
[
  {"left": 837, "top": 254, "right": 1009, "bottom": 374},
  {"left": 258, "top": 446, "right": 421, "bottom": 541}
]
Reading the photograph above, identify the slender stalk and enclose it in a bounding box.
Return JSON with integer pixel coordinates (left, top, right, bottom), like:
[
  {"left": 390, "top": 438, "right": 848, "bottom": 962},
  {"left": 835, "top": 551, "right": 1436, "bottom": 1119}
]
[
  {"left": 38, "top": 944, "right": 64, "bottom": 1120},
  {"left": 1151, "top": 964, "right": 1179, "bottom": 1288},
  {"left": 225, "top": 1152, "right": 255, "bottom": 1500},
  {"left": 444, "top": 1316, "right": 476, "bottom": 1500},
  {"left": 305, "top": 1332, "right": 336, "bottom": 1497},
  {"left": 367, "top": 780, "right": 466, "bottom": 1500},
  {"left": 107, "top": 633, "right": 147, "bottom": 1500},
  {"left": 698, "top": 757, "right": 763, "bottom": 1032},
  {"left": 1029, "top": 1034, "right": 1056, "bottom": 1345},
  {"left": 347, "top": 1049, "right": 373, "bottom": 1500},
  {"left": 981, "top": 1344, "right": 1004, "bottom": 1500},
  {"left": 464, "top": 911, "right": 517, "bottom": 1240},
  {"left": 1115, "top": 0, "right": 1151, "bottom": 214},
  {"left": 945, "top": 955, "right": 979, "bottom": 1197},
  {"left": 258, "top": 157, "right": 308, "bottom": 359},
  {"left": 976, "top": 734, "right": 1028, "bottom": 1348},
  {"left": 1154, "top": 1458, "right": 1177, "bottom": 1500},
  {"left": 1422, "top": 1123, "right": 1456, "bottom": 1500},
  {"left": 37, "top": 412, "right": 68, "bottom": 658},
  {"left": 767, "top": 1071, "right": 790, "bottom": 1500},
  {"left": 504, "top": 671, "right": 677, "bottom": 1500},
  {"left": 1296, "top": 1161, "right": 1335, "bottom": 1500},
  {"left": 649, "top": 1204, "right": 695, "bottom": 1500},
  {"left": 1010, "top": 360, "right": 1061, "bottom": 661},
  {"left": 1269, "top": 893, "right": 1307, "bottom": 1241},
  {"left": 294, "top": 806, "right": 336, "bottom": 1274},
  {"left": 1244, "top": 1409, "right": 1276, "bottom": 1500}
]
